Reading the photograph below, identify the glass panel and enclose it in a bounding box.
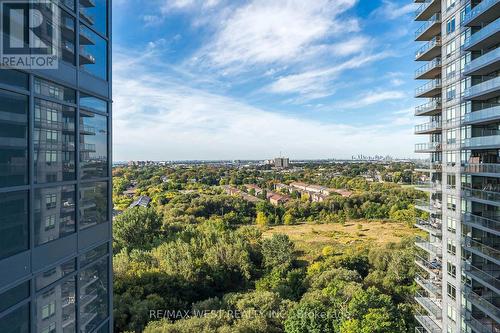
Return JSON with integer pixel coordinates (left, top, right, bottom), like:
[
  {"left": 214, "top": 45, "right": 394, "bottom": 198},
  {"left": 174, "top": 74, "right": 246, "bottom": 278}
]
[
  {"left": 34, "top": 186, "right": 76, "bottom": 246},
  {"left": 36, "top": 259, "right": 76, "bottom": 291},
  {"left": 0, "top": 191, "right": 28, "bottom": 260},
  {"left": 79, "top": 182, "right": 108, "bottom": 230},
  {"left": 0, "top": 303, "right": 30, "bottom": 333},
  {"left": 35, "top": 278, "right": 76, "bottom": 333},
  {"left": 79, "top": 25, "right": 107, "bottom": 80},
  {"left": 34, "top": 78, "right": 76, "bottom": 104},
  {"left": 80, "top": 243, "right": 107, "bottom": 267},
  {"left": 0, "top": 89, "right": 28, "bottom": 188},
  {"left": 34, "top": 99, "right": 76, "bottom": 183},
  {"left": 80, "top": 111, "right": 107, "bottom": 179},
  {"left": 79, "top": 258, "right": 108, "bottom": 333},
  {"left": 0, "top": 70, "right": 28, "bottom": 89},
  {"left": 62, "top": 0, "right": 75, "bottom": 12},
  {"left": 95, "top": 321, "right": 108, "bottom": 333},
  {"left": 79, "top": 0, "right": 107, "bottom": 36},
  {"left": 0, "top": 282, "right": 29, "bottom": 313},
  {"left": 60, "top": 9, "right": 76, "bottom": 65},
  {"left": 80, "top": 94, "right": 107, "bottom": 113}
]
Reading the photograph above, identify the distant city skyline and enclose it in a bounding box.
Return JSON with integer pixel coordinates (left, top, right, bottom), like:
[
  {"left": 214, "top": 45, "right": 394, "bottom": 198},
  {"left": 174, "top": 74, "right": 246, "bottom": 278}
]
[{"left": 113, "top": 0, "right": 418, "bottom": 160}]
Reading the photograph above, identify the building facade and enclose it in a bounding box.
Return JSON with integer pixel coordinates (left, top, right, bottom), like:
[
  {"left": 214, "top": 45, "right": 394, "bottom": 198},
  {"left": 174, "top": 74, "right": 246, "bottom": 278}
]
[
  {"left": 414, "top": 0, "right": 499, "bottom": 332},
  {"left": 0, "top": 0, "right": 112, "bottom": 332}
]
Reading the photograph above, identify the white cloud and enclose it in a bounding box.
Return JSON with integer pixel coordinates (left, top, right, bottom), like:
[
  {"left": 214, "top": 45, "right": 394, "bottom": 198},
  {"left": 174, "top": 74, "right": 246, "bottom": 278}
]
[
  {"left": 113, "top": 52, "right": 415, "bottom": 160},
  {"left": 372, "top": 0, "right": 415, "bottom": 20},
  {"left": 161, "top": 0, "right": 222, "bottom": 10},
  {"left": 194, "top": 0, "right": 359, "bottom": 71},
  {"left": 340, "top": 90, "right": 406, "bottom": 108}
]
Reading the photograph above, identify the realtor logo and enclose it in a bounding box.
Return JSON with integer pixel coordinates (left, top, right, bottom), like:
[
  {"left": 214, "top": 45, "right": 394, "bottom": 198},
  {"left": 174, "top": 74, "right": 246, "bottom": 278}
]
[{"left": 1, "top": 0, "right": 59, "bottom": 69}]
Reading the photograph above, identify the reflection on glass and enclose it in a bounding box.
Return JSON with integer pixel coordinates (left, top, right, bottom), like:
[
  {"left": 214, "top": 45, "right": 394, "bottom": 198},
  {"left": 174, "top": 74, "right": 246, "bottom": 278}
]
[
  {"left": 34, "top": 186, "right": 76, "bottom": 246},
  {"left": 80, "top": 243, "right": 108, "bottom": 267},
  {"left": 34, "top": 99, "right": 76, "bottom": 183},
  {"left": 63, "top": 0, "right": 75, "bottom": 11},
  {"left": 80, "top": 111, "right": 108, "bottom": 179},
  {"left": 80, "top": 93, "right": 107, "bottom": 113},
  {"left": 36, "top": 259, "right": 76, "bottom": 291},
  {"left": 0, "top": 281, "right": 29, "bottom": 313},
  {"left": 79, "top": 0, "right": 107, "bottom": 36},
  {"left": 79, "top": 258, "right": 108, "bottom": 333},
  {"left": 34, "top": 78, "right": 76, "bottom": 104},
  {"left": 79, "top": 25, "right": 107, "bottom": 80},
  {"left": 0, "top": 191, "right": 28, "bottom": 260},
  {"left": 0, "top": 69, "right": 28, "bottom": 89},
  {"left": 0, "top": 89, "right": 28, "bottom": 188},
  {"left": 79, "top": 182, "right": 108, "bottom": 230},
  {"left": 0, "top": 303, "right": 29, "bottom": 333},
  {"left": 60, "top": 9, "right": 76, "bottom": 65},
  {"left": 35, "top": 278, "right": 76, "bottom": 333}
]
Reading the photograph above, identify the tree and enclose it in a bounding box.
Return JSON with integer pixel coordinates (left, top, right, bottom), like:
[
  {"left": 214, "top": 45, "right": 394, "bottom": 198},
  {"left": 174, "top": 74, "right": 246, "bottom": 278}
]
[
  {"left": 113, "top": 207, "right": 163, "bottom": 252},
  {"left": 261, "top": 234, "right": 295, "bottom": 270},
  {"left": 283, "top": 213, "right": 296, "bottom": 225},
  {"left": 256, "top": 212, "right": 269, "bottom": 227}
]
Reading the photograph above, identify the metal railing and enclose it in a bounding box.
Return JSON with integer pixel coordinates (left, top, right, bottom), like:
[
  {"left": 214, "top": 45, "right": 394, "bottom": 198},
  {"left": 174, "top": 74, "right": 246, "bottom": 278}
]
[
  {"left": 414, "top": 310, "right": 442, "bottom": 333},
  {"left": 462, "top": 236, "right": 500, "bottom": 262},
  {"left": 464, "top": 261, "right": 500, "bottom": 292},
  {"left": 416, "top": 236, "right": 442, "bottom": 256},
  {"left": 415, "top": 98, "right": 442, "bottom": 115},
  {"left": 463, "top": 284, "right": 500, "bottom": 321},
  {"left": 464, "top": 77, "right": 500, "bottom": 99},
  {"left": 415, "top": 274, "right": 442, "bottom": 295},
  {"left": 463, "top": 105, "right": 500, "bottom": 124},
  {"left": 415, "top": 218, "right": 442, "bottom": 235},
  {"left": 415, "top": 58, "right": 441, "bottom": 78},
  {"left": 415, "top": 142, "right": 442, "bottom": 152},
  {"left": 416, "top": 37, "right": 442, "bottom": 59},
  {"left": 463, "top": 0, "right": 500, "bottom": 24},
  {"left": 415, "top": 121, "right": 442, "bottom": 133},
  {"left": 462, "top": 135, "right": 500, "bottom": 149},
  {"left": 416, "top": 79, "right": 442, "bottom": 96},
  {"left": 463, "top": 18, "right": 500, "bottom": 49},
  {"left": 415, "top": 13, "right": 441, "bottom": 39},
  {"left": 462, "top": 163, "right": 500, "bottom": 175},
  {"left": 415, "top": 0, "right": 438, "bottom": 18},
  {"left": 465, "top": 48, "right": 500, "bottom": 74},
  {"left": 415, "top": 254, "right": 442, "bottom": 275},
  {"left": 463, "top": 213, "right": 500, "bottom": 234}
]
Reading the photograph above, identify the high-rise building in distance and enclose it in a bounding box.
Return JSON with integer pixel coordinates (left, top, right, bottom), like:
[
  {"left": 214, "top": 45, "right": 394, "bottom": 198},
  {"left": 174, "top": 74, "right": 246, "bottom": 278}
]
[
  {"left": 0, "top": 0, "right": 112, "bottom": 332},
  {"left": 414, "top": 0, "right": 499, "bottom": 332}
]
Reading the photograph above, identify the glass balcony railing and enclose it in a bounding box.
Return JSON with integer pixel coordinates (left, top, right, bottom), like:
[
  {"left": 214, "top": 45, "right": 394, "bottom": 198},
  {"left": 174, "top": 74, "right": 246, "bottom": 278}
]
[
  {"left": 414, "top": 199, "right": 442, "bottom": 214},
  {"left": 463, "top": 284, "right": 500, "bottom": 321},
  {"left": 415, "top": 142, "right": 442, "bottom": 152},
  {"left": 415, "top": 121, "right": 442, "bottom": 133},
  {"left": 464, "top": 48, "right": 500, "bottom": 75},
  {"left": 415, "top": 99, "right": 442, "bottom": 116},
  {"left": 415, "top": 58, "right": 441, "bottom": 78},
  {"left": 463, "top": 0, "right": 500, "bottom": 25},
  {"left": 463, "top": 187, "right": 500, "bottom": 205},
  {"left": 415, "top": 218, "right": 442, "bottom": 235},
  {"left": 415, "top": 254, "right": 442, "bottom": 275},
  {"left": 415, "top": 274, "right": 442, "bottom": 296},
  {"left": 463, "top": 213, "right": 500, "bottom": 235},
  {"left": 415, "top": 311, "right": 442, "bottom": 333},
  {"left": 415, "top": 0, "right": 438, "bottom": 18},
  {"left": 415, "top": 291, "right": 442, "bottom": 319},
  {"left": 416, "top": 37, "right": 441, "bottom": 59},
  {"left": 463, "top": 261, "right": 500, "bottom": 293},
  {"left": 462, "top": 163, "right": 500, "bottom": 175},
  {"left": 416, "top": 236, "right": 442, "bottom": 256},
  {"left": 462, "top": 236, "right": 500, "bottom": 262},
  {"left": 415, "top": 13, "right": 441, "bottom": 39},
  {"left": 464, "top": 77, "right": 500, "bottom": 99},
  {"left": 416, "top": 79, "right": 441, "bottom": 96},
  {"left": 464, "top": 18, "right": 500, "bottom": 50},
  {"left": 463, "top": 105, "right": 500, "bottom": 124},
  {"left": 462, "top": 135, "right": 500, "bottom": 149}
]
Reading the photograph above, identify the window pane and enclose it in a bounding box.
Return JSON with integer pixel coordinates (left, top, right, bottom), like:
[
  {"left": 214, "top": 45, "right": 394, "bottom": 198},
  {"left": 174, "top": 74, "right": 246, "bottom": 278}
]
[
  {"left": 0, "top": 281, "right": 29, "bottom": 313},
  {"left": 0, "top": 302, "right": 30, "bottom": 333},
  {"left": 0, "top": 70, "right": 28, "bottom": 89},
  {"left": 79, "top": 25, "right": 107, "bottom": 80},
  {"left": 0, "top": 191, "right": 28, "bottom": 260},
  {"left": 80, "top": 243, "right": 108, "bottom": 267},
  {"left": 0, "top": 89, "right": 28, "bottom": 188},
  {"left": 80, "top": 111, "right": 108, "bottom": 179},
  {"left": 62, "top": 0, "right": 75, "bottom": 11},
  {"left": 36, "top": 259, "right": 76, "bottom": 291},
  {"left": 79, "top": 0, "right": 107, "bottom": 36},
  {"left": 79, "top": 182, "right": 108, "bottom": 230},
  {"left": 34, "top": 99, "right": 76, "bottom": 183},
  {"left": 61, "top": 9, "right": 76, "bottom": 65},
  {"left": 80, "top": 93, "right": 107, "bottom": 113},
  {"left": 34, "top": 186, "right": 76, "bottom": 246},
  {"left": 79, "top": 258, "right": 108, "bottom": 333},
  {"left": 35, "top": 278, "right": 76, "bottom": 333},
  {"left": 34, "top": 78, "right": 76, "bottom": 104}
]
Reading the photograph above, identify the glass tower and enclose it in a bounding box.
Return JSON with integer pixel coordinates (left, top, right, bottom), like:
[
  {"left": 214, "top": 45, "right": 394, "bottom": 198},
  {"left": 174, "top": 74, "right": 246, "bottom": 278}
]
[{"left": 0, "top": 0, "right": 112, "bottom": 332}]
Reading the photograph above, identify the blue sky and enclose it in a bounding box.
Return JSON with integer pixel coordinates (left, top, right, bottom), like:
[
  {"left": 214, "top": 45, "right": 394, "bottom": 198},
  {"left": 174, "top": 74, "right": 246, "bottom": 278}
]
[{"left": 112, "top": 0, "right": 420, "bottom": 161}]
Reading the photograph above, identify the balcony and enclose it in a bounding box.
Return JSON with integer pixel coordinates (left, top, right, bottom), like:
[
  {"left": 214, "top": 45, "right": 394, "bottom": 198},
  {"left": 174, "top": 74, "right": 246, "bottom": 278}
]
[
  {"left": 464, "top": 261, "right": 500, "bottom": 295},
  {"left": 462, "top": 135, "right": 500, "bottom": 150},
  {"left": 415, "top": 98, "right": 442, "bottom": 116},
  {"left": 463, "top": 187, "right": 500, "bottom": 207},
  {"left": 464, "top": 313, "right": 500, "bottom": 333},
  {"left": 415, "top": 218, "right": 442, "bottom": 236},
  {"left": 463, "top": 0, "right": 500, "bottom": 27},
  {"left": 463, "top": 163, "right": 500, "bottom": 178},
  {"left": 415, "top": 121, "right": 442, "bottom": 134},
  {"left": 462, "top": 236, "right": 500, "bottom": 265},
  {"left": 415, "top": 311, "right": 441, "bottom": 333},
  {"left": 415, "top": 79, "right": 441, "bottom": 98},
  {"left": 463, "top": 284, "right": 500, "bottom": 324},
  {"left": 464, "top": 48, "right": 500, "bottom": 76},
  {"left": 80, "top": 0, "right": 96, "bottom": 8},
  {"left": 416, "top": 37, "right": 442, "bottom": 61},
  {"left": 415, "top": 162, "right": 442, "bottom": 173},
  {"left": 415, "top": 255, "right": 442, "bottom": 276},
  {"left": 415, "top": 236, "right": 442, "bottom": 257},
  {"left": 415, "top": 0, "right": 441, "bottom": 21},
  {"left": 80, "top": 143, "right": 96, "bottom": 152},
  {"left": 463, "top": 18, "right": 500, "bottom": 51},
  {"left": 463, "top": 105, "right": 500, "bottom": 125},
  {"left": 415, "top": 291, "right": 442, "bottom": 319},
  {"left": 415, "top": 58, "right": 442, "bottom": 79},
  {"left": 414, "top": 181, "right": 442, "bottom": 193},
  {"left": 415, "top": 13, "right": 442, "bottom": 41},
  {"left": 415, "top": 199, "right": 442, "bottom": 215},
  {"left": 415, "top": 142, "right": 442, "bottom": 153},
  {"left": 463, "top": 213, "right": 500, "bottom": 236},
  {"left": 464, "top": 77, "right": 500, "bottom": 101},
  {"left": 415, "top": 274, "right": 442, "bottom": 296}
]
